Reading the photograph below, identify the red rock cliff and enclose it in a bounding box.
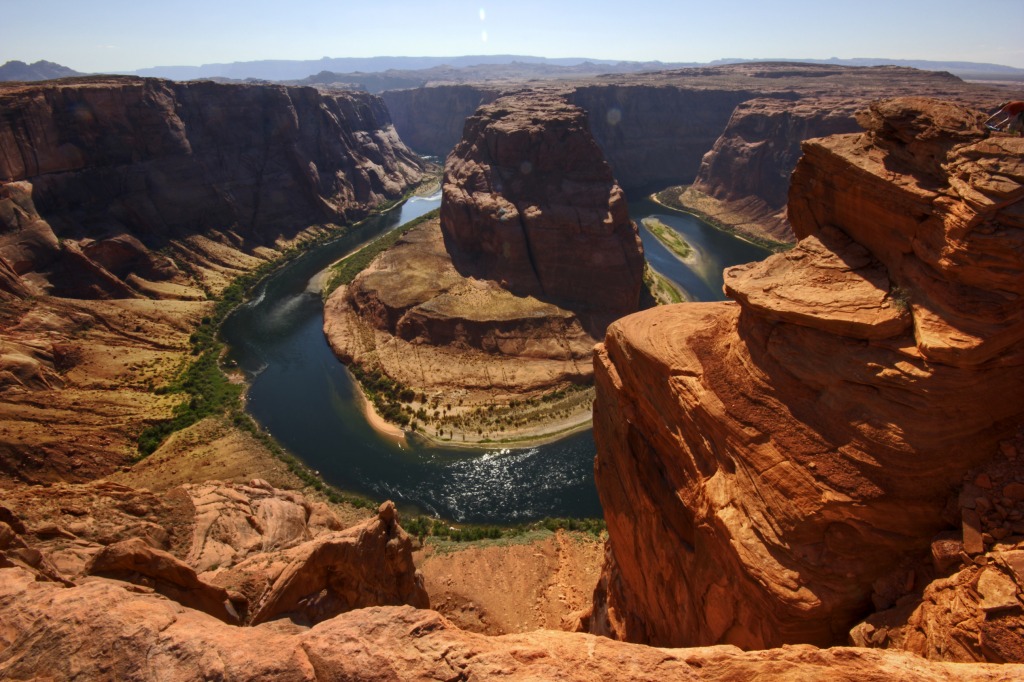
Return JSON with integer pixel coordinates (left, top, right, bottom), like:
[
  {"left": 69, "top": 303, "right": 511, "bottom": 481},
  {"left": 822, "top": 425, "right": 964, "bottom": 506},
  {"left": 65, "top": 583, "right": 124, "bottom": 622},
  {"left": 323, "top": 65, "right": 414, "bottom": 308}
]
[
  {"left": 381, "top": 84, "right": 501, "bottom": 157},
  {"left": 586, "top": 98, "right": 1024, "bottom": 649},
  {"left": 440, "top": 93, "right": 644, "bottom": 332},
  {"left": 684, "top": 97, "right": 863, "bottom": 242},
  {"left": 0, "top": 76, "right": 425, "bottom": 298}
]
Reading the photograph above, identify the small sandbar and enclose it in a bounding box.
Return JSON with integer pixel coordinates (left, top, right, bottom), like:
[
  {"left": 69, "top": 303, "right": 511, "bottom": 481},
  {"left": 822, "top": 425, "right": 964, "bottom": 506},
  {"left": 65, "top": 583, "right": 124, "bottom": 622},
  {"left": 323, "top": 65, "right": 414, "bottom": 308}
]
[{"left": 642, "top": 216, "right": 697, "bottom": 264}]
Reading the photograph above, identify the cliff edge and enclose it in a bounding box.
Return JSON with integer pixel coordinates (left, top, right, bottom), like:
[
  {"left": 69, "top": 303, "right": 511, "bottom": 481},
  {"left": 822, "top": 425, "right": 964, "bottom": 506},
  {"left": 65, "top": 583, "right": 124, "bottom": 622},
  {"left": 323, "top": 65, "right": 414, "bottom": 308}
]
[{"left": 585, "top": 98, "right": 1024, "bottom": 652}]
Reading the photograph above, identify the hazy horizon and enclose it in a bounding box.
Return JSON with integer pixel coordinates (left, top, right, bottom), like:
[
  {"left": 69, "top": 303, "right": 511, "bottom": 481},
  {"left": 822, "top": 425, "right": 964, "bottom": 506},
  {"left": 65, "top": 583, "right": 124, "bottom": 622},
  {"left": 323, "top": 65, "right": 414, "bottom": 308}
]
[{"left": 1, "top": 0, "right": 1022, "bottom": 73}]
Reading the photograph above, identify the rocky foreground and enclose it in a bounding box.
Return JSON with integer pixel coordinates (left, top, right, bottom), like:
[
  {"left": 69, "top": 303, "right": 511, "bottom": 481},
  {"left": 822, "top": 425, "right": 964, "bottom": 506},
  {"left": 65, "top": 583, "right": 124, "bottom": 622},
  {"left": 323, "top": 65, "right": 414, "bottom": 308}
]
[
  {"left": 584, "top": 98, "right": 1024, "bottom": 659},
  {"left": 2, "top": 480, "right": 1020, "bottom": 680},
  {"left": 324, "top": 94, "right": 643, "bottom": 442}
]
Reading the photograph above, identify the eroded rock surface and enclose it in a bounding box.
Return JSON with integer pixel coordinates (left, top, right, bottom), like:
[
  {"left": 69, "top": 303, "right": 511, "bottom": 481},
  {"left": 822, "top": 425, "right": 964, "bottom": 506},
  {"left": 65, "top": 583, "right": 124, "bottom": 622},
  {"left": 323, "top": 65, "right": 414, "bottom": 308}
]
[
  {"left": 1, "top": 566, "right": 1017, "bottom": 681},
  {"left": 682, "top": 97, "right": 864, "bottom": 242},
  {"left": 0, "top": 480, "right": 426, "bottom": 629},
  {"left": 850, "top": 434, "right": 1024, "bottom": 662},
  {"left": 586, "top": 98, "right": 1024, "bottom": 651},
  {"left": 440, "top": 93, "right": 644, "bottom": 331},
  {"left": 325, "top": 218, "right": 596, "bottom": 399},
  {"left": 0, "top": 76, "right": 425, "bottom": 301},
  {"left": 210, "top": 501, "right": 428, "bottom": 625}
]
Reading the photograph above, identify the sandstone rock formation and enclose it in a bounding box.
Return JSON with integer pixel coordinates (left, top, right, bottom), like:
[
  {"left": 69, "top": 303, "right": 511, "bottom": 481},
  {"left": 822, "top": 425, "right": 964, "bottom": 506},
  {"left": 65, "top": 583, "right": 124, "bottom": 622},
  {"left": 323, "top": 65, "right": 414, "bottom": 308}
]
[
  {"left": 0, "top": 480, "right": 426, "bottom": 629},
  {"left": 325, "top": 218, "right": 597, "bottom": 400},
  {"left": 325, "top": 93, "right": 643, "bottom": 440},
  {"left": 440, "top": 93, "right": 644, "bottom": 331},
  {"left": 85, "top": 537, "right": 246, "bottom": 624},
  {"left": 2, "top": 566, "right": 1020, "bottom": 681},
  {"left": 682, "top": 97, "right": 864, "bottom": 242},
  {"left": 208, "top": 500, "right": 428, "bottom": 626},
  {"left": 850, "top": 433, "right": 1024, "bottom": 662},
  {"left": 585, "top": 98, "right": 1024, "bottom": 651},
  {"left": 0, "top": 480, "right": 324, "bottom": 576},
  {"left": 0, "top": 76, "right": 425, "bottom": 300}
]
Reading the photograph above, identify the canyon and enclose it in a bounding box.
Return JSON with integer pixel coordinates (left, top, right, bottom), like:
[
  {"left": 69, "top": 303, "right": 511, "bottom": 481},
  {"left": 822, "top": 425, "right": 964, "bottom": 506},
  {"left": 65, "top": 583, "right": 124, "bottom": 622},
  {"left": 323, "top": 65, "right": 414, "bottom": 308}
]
[
  {"left": 0, "top": 76, "right": 426, "bottom": 484},
  {"left": 0, "top": 64, "right": 1023, "bottom": 680},
  {"left": 384, "top": 63, "right": 1008, "bottom": 243},
  {"left": 323, "top": 94, "right": 643, "bottom": 443}
]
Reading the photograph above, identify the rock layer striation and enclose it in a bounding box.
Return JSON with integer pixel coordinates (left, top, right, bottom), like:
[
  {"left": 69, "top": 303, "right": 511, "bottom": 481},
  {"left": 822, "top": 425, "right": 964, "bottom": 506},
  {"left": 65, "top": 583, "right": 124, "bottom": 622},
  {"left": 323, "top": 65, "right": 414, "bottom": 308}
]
[
  {"left": 586, "top": 98, "right": 1024, "bottom": 650},
  {"left": 0, "top": 76, "right": 425, "bottom": 300}
]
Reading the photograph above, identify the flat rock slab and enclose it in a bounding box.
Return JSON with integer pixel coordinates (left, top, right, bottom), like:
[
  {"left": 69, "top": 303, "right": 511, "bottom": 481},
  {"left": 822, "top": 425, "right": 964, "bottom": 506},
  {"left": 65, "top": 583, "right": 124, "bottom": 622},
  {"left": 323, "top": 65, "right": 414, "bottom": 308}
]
[{"left": 724, "top": 226, "right": 909, "bottom": 340}]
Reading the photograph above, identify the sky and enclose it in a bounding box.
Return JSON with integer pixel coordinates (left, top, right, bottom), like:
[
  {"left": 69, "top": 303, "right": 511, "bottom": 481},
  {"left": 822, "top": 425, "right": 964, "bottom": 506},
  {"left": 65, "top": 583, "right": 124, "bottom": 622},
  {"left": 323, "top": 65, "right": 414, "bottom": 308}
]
[{"left": 1, "top": 0, "right": 1022, "bottom": 73}]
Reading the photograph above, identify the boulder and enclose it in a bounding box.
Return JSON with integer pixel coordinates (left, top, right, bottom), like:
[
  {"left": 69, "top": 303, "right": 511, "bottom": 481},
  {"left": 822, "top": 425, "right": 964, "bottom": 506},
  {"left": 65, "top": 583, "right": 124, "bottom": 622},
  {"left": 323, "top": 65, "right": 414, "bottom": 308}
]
[
  {"left": 208, "top": 501, "right": 428, "bottom": 625},
  {"left": 85, "top": 537, "right": 244, "bottom": 624}
]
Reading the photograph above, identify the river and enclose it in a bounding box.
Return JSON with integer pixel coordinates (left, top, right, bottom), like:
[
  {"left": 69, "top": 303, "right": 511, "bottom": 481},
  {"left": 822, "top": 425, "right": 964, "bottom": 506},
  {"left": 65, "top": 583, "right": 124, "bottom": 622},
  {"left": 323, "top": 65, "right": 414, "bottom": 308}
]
[{"left": 221, "top": 193, "right": 770, "bottom": 524}]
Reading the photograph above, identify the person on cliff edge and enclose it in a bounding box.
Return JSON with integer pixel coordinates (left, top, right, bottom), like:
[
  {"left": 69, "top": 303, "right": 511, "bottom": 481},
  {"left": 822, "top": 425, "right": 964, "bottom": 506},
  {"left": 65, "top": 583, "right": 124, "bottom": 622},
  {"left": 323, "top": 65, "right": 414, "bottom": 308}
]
[{"left": 985, "top": 101, "right": 1024, "bottom": 134}]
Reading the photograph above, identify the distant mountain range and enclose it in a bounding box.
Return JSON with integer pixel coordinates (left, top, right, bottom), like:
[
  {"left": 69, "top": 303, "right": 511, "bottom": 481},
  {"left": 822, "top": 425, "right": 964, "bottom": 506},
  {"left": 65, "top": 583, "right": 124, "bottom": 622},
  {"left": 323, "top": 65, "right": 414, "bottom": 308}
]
[
  {"left": 2, "top": 55, "right": 1022, "bottom": 86},
  {"left": 127, "top": 55, "right": 1024, "bottom": 84},
  {"left": 129, "top": 55, "right": 693, "bottom": 81},
  {"left": 0, "top": 60, "right": 82, "bottom": 81},
  {"left": 716, "top": 57, "right": 1024, "bottom": 81}
]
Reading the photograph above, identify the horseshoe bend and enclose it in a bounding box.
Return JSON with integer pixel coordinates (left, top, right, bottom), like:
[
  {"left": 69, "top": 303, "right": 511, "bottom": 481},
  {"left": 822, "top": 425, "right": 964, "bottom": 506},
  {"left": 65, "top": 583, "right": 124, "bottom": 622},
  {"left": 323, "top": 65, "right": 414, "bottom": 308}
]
[
  {"left": 0, "top": 60, "right": 1023, "bottom": 680},
  {"left": 323, "top": 94, "right": 645, "bottom": 446}
]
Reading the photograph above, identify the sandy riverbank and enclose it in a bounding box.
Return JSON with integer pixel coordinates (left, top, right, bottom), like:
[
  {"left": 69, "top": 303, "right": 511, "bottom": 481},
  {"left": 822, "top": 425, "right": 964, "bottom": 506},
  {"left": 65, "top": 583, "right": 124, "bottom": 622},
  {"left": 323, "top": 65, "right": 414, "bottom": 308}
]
[
  {"left": 355, "top": 384, "right": 595, "bottom": 451},
  {"left": 409, "top": 405, "right": 594, "bottom": 450},
  {"left": 350, "top": 377, "right": 408, "bottom": 446}
]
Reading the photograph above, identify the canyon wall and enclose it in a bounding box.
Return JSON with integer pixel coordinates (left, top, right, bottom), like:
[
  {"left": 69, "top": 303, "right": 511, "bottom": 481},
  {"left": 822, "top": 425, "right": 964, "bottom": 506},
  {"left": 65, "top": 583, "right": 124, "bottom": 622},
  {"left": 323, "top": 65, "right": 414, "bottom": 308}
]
[
  {"left": 682, "top": 97, "right": 864, "bottom": 242},
  {"left": 382, "top": 64, "right": 1011, "bottom": 241},
  {"left": 381, "top": 84, "right": 501, "bottom": 157},
  {"left": 0, "top": 76, "right": 426, "bottom": 485},
  {"left": 586, "top": 98, "right": 1024, "bottom": 650},
  {"left": 564, "top": 85, "right": 755, "bottom": 193},
  {"left": 440, "top": 93, "right": 645, "bottom": 329},
  {"left": 0, "top": 76, "right": 425, "bottom": 299}
]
